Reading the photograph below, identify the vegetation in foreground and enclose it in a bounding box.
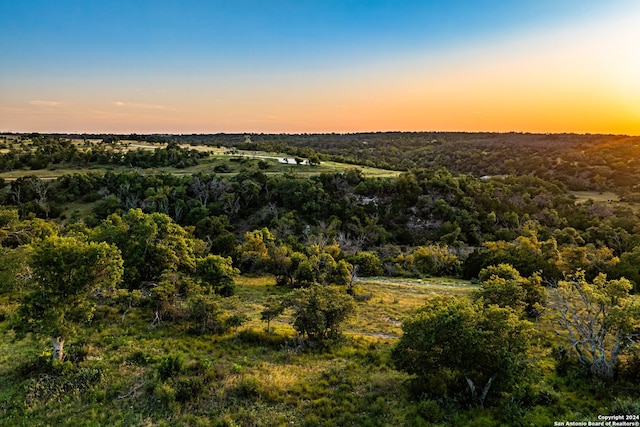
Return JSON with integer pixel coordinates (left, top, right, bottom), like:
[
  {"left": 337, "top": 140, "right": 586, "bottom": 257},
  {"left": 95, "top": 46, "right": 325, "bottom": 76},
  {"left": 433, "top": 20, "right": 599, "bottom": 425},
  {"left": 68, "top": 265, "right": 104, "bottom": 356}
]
[{"left": 2, "top": 273, "right": 637, "bottom": 427}]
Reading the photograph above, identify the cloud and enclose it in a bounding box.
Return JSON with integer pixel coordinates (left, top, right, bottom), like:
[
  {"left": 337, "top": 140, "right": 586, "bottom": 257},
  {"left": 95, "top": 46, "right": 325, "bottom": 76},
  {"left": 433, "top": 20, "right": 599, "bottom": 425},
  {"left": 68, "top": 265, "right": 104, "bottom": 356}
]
[
  {"left": 113, "top": 101, "right": 174, "bottom": 111},
  {"left": 30, "top": 100, "right": 63, "bottom": 107}
]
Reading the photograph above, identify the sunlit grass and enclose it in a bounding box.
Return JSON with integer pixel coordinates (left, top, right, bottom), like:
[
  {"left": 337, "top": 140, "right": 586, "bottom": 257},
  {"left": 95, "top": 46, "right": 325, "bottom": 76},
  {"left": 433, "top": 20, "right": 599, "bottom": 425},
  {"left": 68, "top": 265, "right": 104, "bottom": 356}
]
[
  {"left": 0, "top": 274, "right": 626, "bottom": 426},
  {"left": 570, "top": 191, "right": 619, "bottom": 203},
  {"left": 346, "top": 277, "right": 476, "bottom": 338}
]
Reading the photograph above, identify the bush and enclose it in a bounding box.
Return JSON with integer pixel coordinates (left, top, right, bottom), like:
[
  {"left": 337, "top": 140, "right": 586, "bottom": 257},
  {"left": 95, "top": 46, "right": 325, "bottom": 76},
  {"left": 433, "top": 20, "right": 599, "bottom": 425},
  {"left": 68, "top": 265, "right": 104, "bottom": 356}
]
[
  {"left": 17, "top": 354, "right": 55, "bottom": 379},
  {"left": 415, "top": 399, "right": 444, "bottom": 423},
  {"left": 175, "top": 376, "right": 206, "bottom": 403},
  {"left": 284, "top": 285, "right": 356, "bottom": 344},
  {"left": 153, "top": 382, "right": 176, "bottom": 406},
  {"left": 234, "top": 375, "right": 261, "bottom": 398},
  {"left": 157, "top": 354, "right": 184, "bottom": 381},
  {"left": 127, "top": 350, "right": 150, "bottom": 366},
  {"left": 392, "top": 296, "right": 534, "bottom": 407},
  {"left": 619, "top": 347, "right": 640, "bottom": 382},
  {"left": 24, "top": 364, "right": 103, "bottom": 405},
  {"left": 611, "top": 397, "right": 640, "bottom": 416},
  {"left": 348, "top": 252, "right": 383, "bottom": 277}
]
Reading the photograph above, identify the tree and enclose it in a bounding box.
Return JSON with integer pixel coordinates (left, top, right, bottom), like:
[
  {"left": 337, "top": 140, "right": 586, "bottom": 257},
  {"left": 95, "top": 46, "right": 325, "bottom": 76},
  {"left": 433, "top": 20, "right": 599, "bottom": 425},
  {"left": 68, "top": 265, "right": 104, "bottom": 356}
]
[
  {"left": 260, "top": 296, "right": 285, "bottom": 335},
  {"left": 239, "top": 228, "right": 275, "bottom": 273},
  {"left": 90, "top": 209, "right": 202, "bottom": 287},
  {"left": 347, "top": 251, "right": 383, "bottom": 277},
  {"left": 308, "top": 155, "right": 321, "bottom": 166},
  {"left": 225, "top": 312, "right": 249, "bottom": 339},
  {"left": 0, "top": 208, "right": 59, "bottom": 248},
  {"left": 610, "top": 246, "right": 640, "bottom": 292},
  {"left": 406, "top": 244, "right": 461, "bottom": 277},
  {"left": 392, "top": 297, "right": 533, "bottom": 407},
  {"left": 266, "top": 243, "right": 303, "bottom": 287},
  {"left": 17, "top": 236, "right": 123, "bottom": 360},
  {"left": 547, "top": 271, "right": 640, "bottom": 380},
  {"left": 284, "top": 285, "right": 356, "bottom": 344},
  {"left": 187, "top": 294, "right": 223, "bottom": 334},
  {"left": 195, "top": 254, "right": 238, "bottom": 297},
  {"left": 114, "top": 288, "right": 143, "bottom": 323},
  {"left": 0, "top": 245, "right": 31, "bottom": 296},
  {"left": 476, "top": 264, "right": 546, "bottom": 317},
  {"left": 556, "top": 244, "right": 619, "bottom": 279}
]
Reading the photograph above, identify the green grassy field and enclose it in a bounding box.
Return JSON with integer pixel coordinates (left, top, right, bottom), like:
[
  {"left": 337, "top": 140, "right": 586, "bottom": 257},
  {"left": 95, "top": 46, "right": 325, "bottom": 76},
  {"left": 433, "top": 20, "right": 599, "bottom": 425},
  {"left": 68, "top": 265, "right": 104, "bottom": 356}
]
[
  {"left": 1, "top": 273, "right": 635, "bottom": 426},
  {"left": 0, "top": 139, "right": 401, "bottom": 181},
  {"left": 0, "top": 276, "right": 477, "bottom": 426},
  {"left": 570, "top": 191, "right": 620, "bottom": 203}
]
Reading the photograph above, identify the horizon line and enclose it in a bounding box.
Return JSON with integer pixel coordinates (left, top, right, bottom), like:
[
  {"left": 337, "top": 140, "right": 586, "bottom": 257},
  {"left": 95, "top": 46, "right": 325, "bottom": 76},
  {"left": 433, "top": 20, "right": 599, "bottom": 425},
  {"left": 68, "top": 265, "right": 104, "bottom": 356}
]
[{"left": 2, "top": 130, "right": 639, "bottom": 137}]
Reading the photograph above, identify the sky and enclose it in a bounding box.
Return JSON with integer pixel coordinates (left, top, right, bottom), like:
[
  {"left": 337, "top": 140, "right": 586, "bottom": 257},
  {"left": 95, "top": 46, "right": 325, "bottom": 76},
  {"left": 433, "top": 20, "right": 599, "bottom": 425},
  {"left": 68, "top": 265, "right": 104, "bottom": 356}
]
[{"left": 1, "top": 1, "right": 639, "bottom": 135}]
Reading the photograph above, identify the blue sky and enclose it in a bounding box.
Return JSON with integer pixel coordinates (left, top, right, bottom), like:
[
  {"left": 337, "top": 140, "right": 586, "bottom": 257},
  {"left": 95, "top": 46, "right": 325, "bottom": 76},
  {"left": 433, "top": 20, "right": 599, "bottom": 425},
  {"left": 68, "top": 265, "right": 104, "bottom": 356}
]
[
  {"left": 0, "top": 1, "right": 615, "bottom": 67},
  {"left": 1, "top": 1, "right": 638, "bottom": 133}
]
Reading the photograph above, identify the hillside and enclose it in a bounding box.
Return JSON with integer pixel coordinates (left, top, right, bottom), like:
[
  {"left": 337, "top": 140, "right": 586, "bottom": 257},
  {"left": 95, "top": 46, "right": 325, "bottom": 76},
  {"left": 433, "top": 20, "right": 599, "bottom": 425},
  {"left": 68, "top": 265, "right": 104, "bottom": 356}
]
[{"left": 1, "top": 132, "right": 640, "bottom": 426}]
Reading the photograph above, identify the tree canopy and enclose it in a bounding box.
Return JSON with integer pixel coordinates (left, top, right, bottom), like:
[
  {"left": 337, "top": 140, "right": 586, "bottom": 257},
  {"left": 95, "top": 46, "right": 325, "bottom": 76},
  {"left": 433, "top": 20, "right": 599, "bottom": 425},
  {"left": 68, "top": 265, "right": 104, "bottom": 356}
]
[
  {"left": 392, "top": 296, "right": 534, "bottom": 407},
  {"left": 547, "top": 271, "right": 640, "bottom": 379},
  {"left": 17, "top": 236, "right": 123, "bottom": 360}
]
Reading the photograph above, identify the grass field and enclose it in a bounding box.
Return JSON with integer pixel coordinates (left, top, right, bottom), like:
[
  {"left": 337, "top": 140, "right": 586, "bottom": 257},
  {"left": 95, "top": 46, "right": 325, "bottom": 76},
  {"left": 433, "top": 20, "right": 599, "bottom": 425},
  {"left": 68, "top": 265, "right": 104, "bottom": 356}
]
[
  {"left": 1, "top": 273, "right": 635, "bottom": 426},
  {"left": 0, "top": 137, "right": 401, "bottom": 182},
  {"left": 0, "top": 276, "right": 478, "bottom": 426},
  {"left": 570, "top": 191, "right": 620, "bottom": 203}
]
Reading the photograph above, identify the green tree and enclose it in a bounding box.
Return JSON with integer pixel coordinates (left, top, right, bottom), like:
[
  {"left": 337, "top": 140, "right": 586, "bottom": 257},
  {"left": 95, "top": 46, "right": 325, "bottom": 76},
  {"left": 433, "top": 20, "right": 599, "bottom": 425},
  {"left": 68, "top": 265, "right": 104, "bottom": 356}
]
[
  {"left": 91, "top": 209, "right": 202, "bottom": 287},
  {"left": 266, "top": 243, "right": 303, "bottom": 287},
  {"left": 330, "top": 259, "right": 353, "bottom": 287},
  {"left": 225, "top": 312, "right": 249, "bottom": 339},
  {"left": 0, "top": 208, "right": 59, "bottom": 248},
  {"left": 0, "top": 245, "right": 32, "bottom": 297},
  {"left": 476, "top": 264, "right": 546, "bottom": 317},
  {"left": 610, "top": 246, "right": 640, "bottom": 292},
  {"left": 547, "top": 271, "right": 640, "bottom": 379},
  {"left": 284, "top": 285, "right": 356, "bottom": 344},
  {"left": 195, "top": 254, "right": 238, "bottom": 297},
  {"left": 239, "top": 227, "right": 275, "bottom": 273},
  {"left": 347, "top": 251, "right": 383, "bottom": 277},
  {"left": 392, "top": 296, "right": 534, "bottom": 407},
  {"left": 17, "top": 236, "right": 123, "bottom": 360},
  {"left": 260, "top": 296, "right": 285, "bottom": 335},
  {"left": 406, "top": 244, "right": 461, "bottom": 277},
  {"left": 187, "top": 294, "right": 223, "bottom": 334}
]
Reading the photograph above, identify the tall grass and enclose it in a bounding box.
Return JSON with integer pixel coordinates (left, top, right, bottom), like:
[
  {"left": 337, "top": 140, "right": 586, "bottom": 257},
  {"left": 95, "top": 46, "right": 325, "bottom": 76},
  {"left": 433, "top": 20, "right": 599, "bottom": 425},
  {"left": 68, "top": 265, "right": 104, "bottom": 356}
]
[{"left": 0, "top": 276, "right": 637, "bottom": 426}]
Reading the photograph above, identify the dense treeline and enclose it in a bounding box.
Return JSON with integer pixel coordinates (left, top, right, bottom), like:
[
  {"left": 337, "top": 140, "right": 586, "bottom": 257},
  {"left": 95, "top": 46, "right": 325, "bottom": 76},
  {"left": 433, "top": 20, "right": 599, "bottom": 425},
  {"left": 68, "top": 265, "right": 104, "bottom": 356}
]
[
  {"left": 0, "top": 136, "right": 207, "bottom": 170},
  {"left": 7, "top": 131, "right": 640, "bottom": 194},
  {"left": 224, "top": 132, "right": 640, "bottom": 195},
  {"left": 4, "top": 165, "right": 640, "bottom": 291}
]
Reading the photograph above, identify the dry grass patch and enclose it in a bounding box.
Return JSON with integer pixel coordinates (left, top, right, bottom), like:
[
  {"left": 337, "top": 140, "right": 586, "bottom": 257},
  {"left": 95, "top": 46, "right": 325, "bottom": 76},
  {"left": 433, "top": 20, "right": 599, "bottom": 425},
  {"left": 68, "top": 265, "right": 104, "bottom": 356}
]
[{"left": 346, "top": 277, "right": 476, "bottom": 337}]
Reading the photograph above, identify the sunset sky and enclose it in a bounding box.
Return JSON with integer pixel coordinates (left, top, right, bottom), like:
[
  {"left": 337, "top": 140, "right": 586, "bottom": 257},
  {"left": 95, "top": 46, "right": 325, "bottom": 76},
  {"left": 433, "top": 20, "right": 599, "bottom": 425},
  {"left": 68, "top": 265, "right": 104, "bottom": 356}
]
[{"left": 1, "top": 1, "right": 639, "bottom": 135}]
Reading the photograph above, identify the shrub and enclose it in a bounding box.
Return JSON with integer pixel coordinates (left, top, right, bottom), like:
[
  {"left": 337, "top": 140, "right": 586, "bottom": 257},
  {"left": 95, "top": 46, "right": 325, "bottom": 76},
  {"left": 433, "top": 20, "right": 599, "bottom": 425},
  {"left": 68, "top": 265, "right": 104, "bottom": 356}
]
[
  {"left": 175, "top": 376, "right": 206, "bottom": 403},
  {"left": 284, "top": 285, "right": 356, "bottom": 344},
  {"left": 127, "top": 350, "right": 151, "bottom": 366},
  {"left": 611, "top": 397, "right": 640, "bottom": 416},
  {"left": 234, "top": 375, "right": 261, "bottom": 398},
  {"left": 348, "top": 252, "right": 383, "bottom": 277},
  {"left": 415, "top": 399, "right": 444, "bottom": 423},
  {"left": 392, "top": 296, "right": 534, "bottom": 407},
  {"left": 157, "top": 354, "right": 184, "bottom": 381},
  {"left": 153, "top": 382, "right": 176, "bottom": 406}
]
